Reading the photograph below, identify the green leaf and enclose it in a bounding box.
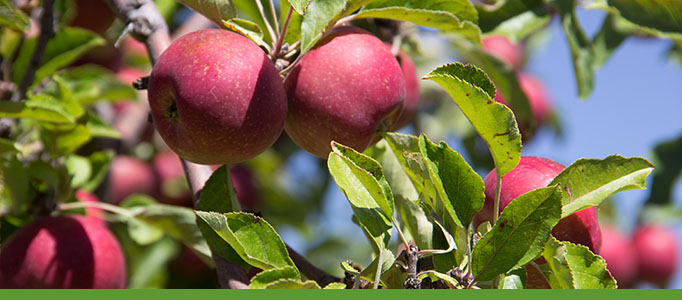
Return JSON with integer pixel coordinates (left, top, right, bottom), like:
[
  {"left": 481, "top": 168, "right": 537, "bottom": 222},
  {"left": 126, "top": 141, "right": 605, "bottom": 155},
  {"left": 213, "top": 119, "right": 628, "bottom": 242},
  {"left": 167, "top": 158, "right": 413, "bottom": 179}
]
[
  {"left": 554, "top": 0, "right": 595, "bottom": 99},
  {"left": 541, "top": 237, "right": 575, "bottom": 289},
  {"left": 542, "top": 237, "right": 617, "bottom": 289},
  {"left": 80, "top": 150, "right": 114, "bottom": 192},
  {"left": 127, "top": 237, "right": 180, "bottom": 289},
  {"left": 249, "top": 266, "right": 301, "bottom": 289},
  {"left": 0, "top": 138, "right": 19, "bottom": 154},
  {"left": 0, "top": 95, "right": 75, "bottom": 124},
  {"left": 419, "top": 135, "right": 485, "bottom": 228},
  {"left": 51, "top": 75, "right": 84, "bottom": 119},
  {"left": 300, "top": 0, "right": 373, "bottom": 54},
  {"left": 65, "top": 154, "right": 92, "bottom": 188},
  {"left": 550, "top": 155, "right": 654, "bottom": 218},
  {"left": 328, "top": 142, "right": 393, "bottom": 252},
  {"left": 476, "top": 0, "right": 544, "bottom": 33},
  {"left": 222, "top": 18, "right": 269, "bottom": 51},
  {"left": 449, "top": 36, "right": 535, "bottom": 134},
  {"left": 86, "top": 112, "right": 120, "bottom": 139},
  {"left": 424, "top": 62, "right": 522, "bottom": 177},
  {"left": 355, "top": 0, "right": 480, "bottom": 42},
  {"left": 280, "top": 1, "right": 304, "bottom": 45},
  {"left": 13, "top": 27, "right": 105, "bottom": 86},
  {"left": 323, "top": 282, "right": 347, "bottom": 289},
  {"left": 471, "top": 186, "right": 562, "bottom": 282},
  {"left": 264, "top": 280, "right": 321, "bottom": 289},
  {"left": 592, "top": 14, "right": 632, "bottom": 69},
  {"left": 608, "top": 0, "right": 682, "bottom": 34},
  {"left": 417, "top": 270, "right": 460, "bottom": 288},
  {"left": 488, "top": 7, "right": 552, "bottom": 43},
  {"left": 498, "top": 268, "right": 526, "bottom": 289},
  {"left": 198, "top": 165, "right": 240, "bottom": 213},
  {"left": 195, "top": 211, "right": 298, "bottom": 272},
  {"left": 42, "top": 124, "right": 91, "bottom": 157},
  {"left": 0, "top": 156, "right": 30, "bottom": 213},
  {"left": 287, "top": 0, "right": 312, "bottom": 15},
  {"left": 384, "top": 133, "right": 438, "bottom": 209},
  {"left": 43, "top": 65, "right": 137, "bottom": 105},
  {"left": 0, "top": 0, "right": 29, "bottom": 31},
  {"left": 647, "top": 135, "right": 682, "bottom": 205},
  {"left": 177, "top": 0, "right": 236, "bottom": 26},
  {"left": 358, "top": 248, "right": 395, "bottom": 289}
]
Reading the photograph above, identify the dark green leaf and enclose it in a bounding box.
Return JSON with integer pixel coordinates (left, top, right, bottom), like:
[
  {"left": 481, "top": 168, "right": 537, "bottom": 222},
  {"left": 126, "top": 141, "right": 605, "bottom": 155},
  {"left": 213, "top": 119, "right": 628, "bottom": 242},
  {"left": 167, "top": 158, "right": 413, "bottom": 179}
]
[
  {"left": 13, "top": 27, "right": 105, "bottom": 86},
  {"left": 554, "top": 0, "right": 594, "bottom": 99},
  {"left": 476, "top": 0, "right": 544, "bottom": 32},
  {"left": 128, "top": 237, "right": 180, "bottom": 289},
  {"left": 249, "top": 266, "right": 300, "bottom": 289},
  {"left": 608, "top": 0, "right": 682, "bottom": 34},
  {"left": 0, "top": 138, "right": 19, "bottom": 154},
  {"left": 198, "top": 165, "right": 240, "bottom": 213},
  {"left": 424, "top": 62, "right": 522, "bottom": 177},
  {"left": 550, "top": 155, "right": 654, "bottom": 218},
  {"left": 300, "top": 0, "right": 373, "bottom": 54},
  {"left": 647, "top": 135, "right": 682, "bottom": 205},
  {"left": 287, "top": 0, "right": 312, "bottom": 15},
  {"left": 0, "top": 0, "right": 29, "bottom": 31},
  {"left": 471, "top": 186, "right": 562, "bottom": 281},
  {"left": 177, "top": 0, "right": 236, "bottom": 26},
  {"left": 42, "top": 124, "right": 91, "bottom": 157},
  {"left": 419, "top": 135, "right": 485, "bottom": 228},
  {"left": 328, "top": 142, "right": 393, "bottom": 252},
  {"left": 195, "top": 211, "right": 298, "bottom": 272},
  {"left": 0, "top": 156, "right": 30, "bottom": 213}
]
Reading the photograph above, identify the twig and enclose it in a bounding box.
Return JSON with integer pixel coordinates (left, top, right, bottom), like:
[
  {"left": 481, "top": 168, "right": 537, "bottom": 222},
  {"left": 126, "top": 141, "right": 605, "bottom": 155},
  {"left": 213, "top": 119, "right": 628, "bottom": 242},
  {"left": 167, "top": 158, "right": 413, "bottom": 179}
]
[
  {"left": 255, "top": 0, "right": 277, "bottom": 44},
  {"left": 106, "top": 0, "right": 248, "bottom": 289},
  {"left": 286, "top": 245, "right": 341, "bottom": 287},
  {"left": 11, "top": 0, "right": 56, "bottom": 102},
  {"left": 268, "top": 0, "right": 279, "bottom": 36},
  {"left": 272, "top": 5, "right": 293, "bottom": 58}
]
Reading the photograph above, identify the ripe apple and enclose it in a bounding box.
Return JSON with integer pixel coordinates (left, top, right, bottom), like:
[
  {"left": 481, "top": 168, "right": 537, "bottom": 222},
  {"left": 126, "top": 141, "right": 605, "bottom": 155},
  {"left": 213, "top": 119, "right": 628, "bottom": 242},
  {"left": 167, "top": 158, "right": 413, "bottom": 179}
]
[
  {"left": 633, "top": 225, "right": 679, "bottom": 287},
  {"left": 0, "top": 215, "right": 126, "bottom": 288},
  {"left": 107, "top": 155, "right": 157, "bottom": 204},
  {"left": 494, "top": 72, "right": 553, "bottom": 142},
  {"left": 153, "top": 149, "right": 192, "bottom": 206},
  {"left": 147, "top": 29, "right": 288, "bottom": 165},
  {"left": 389, "top": 48, "right": 420, "bottom": 131},
  {"left": 284, "top": 26, "right": 406, "bottom": 158},
  {"left": 476, "top": 156, "right": 601, "bottom": 254},
  {"left": 230, "top": 165, "right": 261, "bottom": 211},
  {"left": 599, "top": 225, "right": 638, "bottom": 288},
  {"left": 75, "top": 189, "right": 105, "bottom": 225},
  {"left": 481, "top": 35, "right": 524, "bottom": 69},
  {"left": 69, "top": 0, "right": 115, "bottom": 36}
]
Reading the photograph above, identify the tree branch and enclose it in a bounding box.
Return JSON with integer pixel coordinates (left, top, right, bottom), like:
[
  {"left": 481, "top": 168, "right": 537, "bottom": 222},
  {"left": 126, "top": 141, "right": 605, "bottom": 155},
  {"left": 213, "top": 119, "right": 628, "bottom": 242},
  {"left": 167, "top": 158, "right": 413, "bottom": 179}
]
[
  {"left": 286, "top": 245, "right": 341, "bottom": 287},
  {"left": 106, "top": 0, "right": 248, "bottom": 289},
  {"left": 11, "top": 0, "right": 56, "bottom": 102}
]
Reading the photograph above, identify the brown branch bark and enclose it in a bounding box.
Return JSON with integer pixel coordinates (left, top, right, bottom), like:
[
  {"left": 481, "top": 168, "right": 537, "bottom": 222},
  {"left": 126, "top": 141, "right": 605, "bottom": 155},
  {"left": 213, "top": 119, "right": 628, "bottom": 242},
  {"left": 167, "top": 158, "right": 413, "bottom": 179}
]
[{"left": 106, "top": 0, "right": 248, "bottom": 289}]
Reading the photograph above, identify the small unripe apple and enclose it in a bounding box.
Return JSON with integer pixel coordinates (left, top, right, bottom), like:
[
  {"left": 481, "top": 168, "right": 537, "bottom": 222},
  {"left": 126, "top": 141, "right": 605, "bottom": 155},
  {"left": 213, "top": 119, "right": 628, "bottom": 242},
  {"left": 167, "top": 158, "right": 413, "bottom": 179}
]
[
  {"left": 75, "top": 189, "right": 105, "bottom": 225},
  {"left": 477, "top": 156, "right": 601, "bottom": 254},
  {"left": 147, "top": 29, "right": 288, "bottom": 165},
  {"left": 494, "top": 73, "right": 553, "bottom": 142},
  {"left": 600, "top": 225, "right": 638, "bottom": 288},
  {"left": 230, "top": 165, "right": 261, "bottom": 211},
  {"left": 0, "top": 215, "right": 126, "bottom": 288},
  {"left": 107, "top": 155, "right": 157, "bottom": 204},
  {"left": 389, "top": 48, "right": 420, "bottom": 131},
  {"left": 481, "top": 35, "right": 524, "bottom": 69},
  {"left": 153, "top": 150, "right": 192, "bottom": 206},
  {"left": 633, "top": 225, "right": 679, "bottom": 287},
  {"left": 284, "top": 26, "right": 406, "bottom": 158}
]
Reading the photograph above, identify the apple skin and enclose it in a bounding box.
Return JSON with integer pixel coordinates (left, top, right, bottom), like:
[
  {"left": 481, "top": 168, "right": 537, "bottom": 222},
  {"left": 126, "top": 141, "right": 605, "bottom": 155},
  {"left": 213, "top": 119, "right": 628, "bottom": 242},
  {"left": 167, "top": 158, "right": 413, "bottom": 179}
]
[
  {"left": 0, "top": 215, "right": 126, "bottom": 288},
  {"left": 75, "top": 189, "right": 105, "bottom": 225},
  {"left": 481, "top": 35, "right": 524, "bottom": 69},
  {"left": 107, "top": 155, "right": 157, "bottom": 204},
  {"left": 230, "top": 165, "right": 261, "bottom": 211},
  {"left": 389, "top": 49, "right": 420, "bottom": 130},
  {"left": 69, "top": 0, "right": 115, "bottom": 36},
  {"left": 284, "top": 26, "right": 406, "bottom": 158},
  {"left": 599, "top": 225, "right": 638, "bottom": 288},
  {"left": 633, "top": 225, "right": 679, "bottom": 287},
  {"left": 494, "top": 73, "right": 553, "bottom": 142},
  {"left": 148, "top": 29, "right": 288, "bottom": 165},
  {"left": 476, "top": 156, "right": 602, "bottom": 254},
  {"left": 152, "top": 150, "right": 193, "bottom": 206}
]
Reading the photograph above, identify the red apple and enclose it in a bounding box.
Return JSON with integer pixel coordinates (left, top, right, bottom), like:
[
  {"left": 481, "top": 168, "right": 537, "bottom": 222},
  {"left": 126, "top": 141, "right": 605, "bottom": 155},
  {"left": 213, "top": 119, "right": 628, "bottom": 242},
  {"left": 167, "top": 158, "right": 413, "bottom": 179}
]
[
  {"left": 107, "top": 155, "right": 157, "bottom": 204},
  {"left": 633, "top": 225, "right": 679, "bottom": 287},
  {"left": 230, "top": 165, "right": 261, "bottom": 211},
  {"left": 0, "top": 215, "right": 126, "bottom": 288},
  {"left": 284, "top": 26, "right": 406, "bottom": 158},
  {"left": 69, "top": 0, "right": 115, "bottom": 36},
  {"left": 75, "top": 189, "right": 105, "bottom": 225},
  {"left": 494, "top": 72, "right": 553, "bottom": 142},
  {"left": 477, "top": 156, "right": 601, "bottom": 254},
  {"left": 600, "top": 225, "right": 638, "bottom": 288},
  {"left": 389, "top": 48, "right": 420, "bottom": 131},
  {"left": 153, "top": 149, "right": 192, "bottom": 206},
  {"left": 481, "top": 35, "right": 524, "bottom": 69},
  {"left": 147, "top": 29, "right": 288, "bottom": 165}
]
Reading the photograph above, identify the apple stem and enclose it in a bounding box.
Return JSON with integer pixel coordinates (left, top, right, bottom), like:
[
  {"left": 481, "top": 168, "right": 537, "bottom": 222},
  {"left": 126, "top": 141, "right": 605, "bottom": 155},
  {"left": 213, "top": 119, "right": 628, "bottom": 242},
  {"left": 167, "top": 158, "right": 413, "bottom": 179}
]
[
  {"left": 394, "top": 217, "right": 411, "bottom": 252},
  {"left": 493, "top": 174, "right": 502, "bottom": 226},
  {"left": 268, "top": 0, "right": 279, "bottom": 34},
  {"left": 58, "top": 201, "right": 135, "bottom": 218},
  {"left": 335, "top": 14, "right": 358, "bottom": 27},
  {"left": 272, "top": 5, "right": 294, "bottom": 58},
  {"left": 255, "top": 0, "right": 278, "bottom": 44}
]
